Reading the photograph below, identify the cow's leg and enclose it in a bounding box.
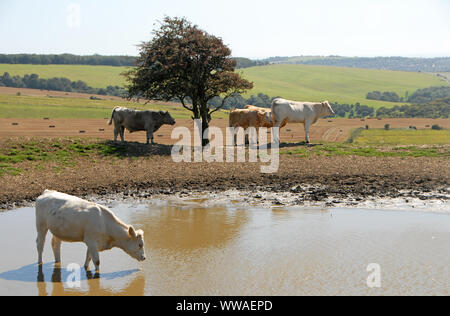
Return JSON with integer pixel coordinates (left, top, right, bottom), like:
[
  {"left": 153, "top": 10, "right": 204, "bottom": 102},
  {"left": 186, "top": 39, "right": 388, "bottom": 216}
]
[
  {"left": 146, "top": 127, "right": 155, "bottom": 145},
  {"left": 120, "top": 126, "right": 125, "bottom": 142},
  {"left": 113, "top": 126, "right": 120, "bottom": 142},
  {"left": 85, "top": 240, "right": 100, "bottom": 271},
  {"left": 304, "top": 121, "right": 311, "bottom": 144},
  {"left": 273, "top": 122, "right": 282, "bottom": 144},
  {"left": 231, "top": 127, "right": 237, "bottom": 147},
  {"left": 51, "top": 236, "right": 62, "bottom": 264},
  {"left": 84, "top": 249, "right": 92, "bottom": 270},
  {"left": 36, "top": 226, "right": 48, "bottom": 265}
]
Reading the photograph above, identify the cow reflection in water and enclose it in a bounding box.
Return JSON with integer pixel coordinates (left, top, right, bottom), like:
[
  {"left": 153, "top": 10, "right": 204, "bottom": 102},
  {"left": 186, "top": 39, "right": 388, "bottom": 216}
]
[{"left": 37, "top": 265, "right": 145, "bottom": 296}]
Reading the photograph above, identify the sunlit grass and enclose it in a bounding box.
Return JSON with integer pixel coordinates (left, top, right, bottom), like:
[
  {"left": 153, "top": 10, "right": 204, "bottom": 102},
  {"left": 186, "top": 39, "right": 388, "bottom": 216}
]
[
  {"left": 0, "top": 94, "right": 228, "bottom": 119},
  {"left": 240, "top": 64, "right": 448, "bottom": 108},
  {"left": 2, "top": 63, "right": 447, "bottom": 108},
  {"left": 0, "top": 138, "right": 131, "bottom": 176},
  {"left": 0, "top": 64, "right": 127, "bottom": 88},
  {"left": 354, "top": 129, "right": 450, "bottom": 145},
  {"left": 281, "top": 142, "right": 449, "bottom": 158}
]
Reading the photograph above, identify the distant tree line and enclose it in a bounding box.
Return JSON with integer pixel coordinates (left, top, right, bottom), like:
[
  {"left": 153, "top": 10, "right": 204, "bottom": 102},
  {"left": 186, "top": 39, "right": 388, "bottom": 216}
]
[
  {"left": 333, "top": 100, "right": 449, "bottom": 119},
  {"left": 0, "top": 72, "right": 126, "bottom": 96},
  {"left": 331, "top": 103, "right": 375, "bottom": 118},
  {"left": 366, "top": 91, "right": 402, "bottom": 102},
  {"left": 406, "top": 86, "right": 450, "bottom": 104},
  {"left": 0, "top": 54, "right": 267, "bottom": 69},
  {"left": 209, "top": 94, "right": 448, "bottom": 119},
  {"left": 233, "top": 58, "right": 269, "bottom": 69},
  {"left": 207, "top": 90, "right": 449, "bottom": 118},
  {"left": 376, "top": 98, "right": 450, "bottom": 119},
  {"left": 208, "top": 92, "right": 278, "bottom": 110},
  {"left": 0, "top": 54, "right": 136, "bottom": 66},
  {"left": 367, "top": 86, "right": 450, "bottom": 104},
  {"left": 264, "top": 56, "right": 450, "bottom": 72}
]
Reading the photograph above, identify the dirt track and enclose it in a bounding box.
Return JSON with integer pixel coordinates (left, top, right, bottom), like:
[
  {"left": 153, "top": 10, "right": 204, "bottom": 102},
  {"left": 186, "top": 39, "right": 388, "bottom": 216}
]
[{"left": 2, "top": 117, "right": 449, "bottom": 144}]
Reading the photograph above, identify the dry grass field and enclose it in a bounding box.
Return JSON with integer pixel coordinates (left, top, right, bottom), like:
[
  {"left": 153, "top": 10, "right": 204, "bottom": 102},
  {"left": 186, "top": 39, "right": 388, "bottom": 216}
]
[{"left": 1, "top": 117, "right": 449, "bottom": 145}]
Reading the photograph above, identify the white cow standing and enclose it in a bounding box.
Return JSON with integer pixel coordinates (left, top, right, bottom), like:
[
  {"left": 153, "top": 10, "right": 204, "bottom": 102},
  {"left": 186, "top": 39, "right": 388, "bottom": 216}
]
[
  {"left": 35, "top": 190, "right": 146, "bottom": 271},
  {"left": 271, "top": 98, "right": 335, "bottom": 144}
]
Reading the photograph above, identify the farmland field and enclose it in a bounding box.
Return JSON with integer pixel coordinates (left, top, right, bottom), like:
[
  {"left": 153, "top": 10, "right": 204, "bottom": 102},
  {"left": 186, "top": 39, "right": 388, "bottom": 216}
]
[
  {"left": 0, "top": 90, "right": 228, "bottom": 120},
  {"left": 1, "top": 63, "right": 448, "bottom": 108},
  {"left": 353, "top": 129, "right": 450, "bottom": 145},
  {"left": 239, "top": 64, "right": 449, "bottom": 108},
  {"left": 0, "top": 64, "right": 127, "bottom": 88}
]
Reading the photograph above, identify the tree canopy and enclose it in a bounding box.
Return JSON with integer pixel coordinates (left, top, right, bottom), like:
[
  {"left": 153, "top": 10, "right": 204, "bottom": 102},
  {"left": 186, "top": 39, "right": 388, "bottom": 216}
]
[{"left": 124, "top": 17, "right": 253, "bottom": 144}]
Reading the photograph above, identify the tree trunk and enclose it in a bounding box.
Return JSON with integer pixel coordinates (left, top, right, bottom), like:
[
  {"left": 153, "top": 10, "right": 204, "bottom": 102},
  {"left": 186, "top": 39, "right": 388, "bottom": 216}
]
[{"left": 201, "top": 112, "right": 210, "bottom": 146}]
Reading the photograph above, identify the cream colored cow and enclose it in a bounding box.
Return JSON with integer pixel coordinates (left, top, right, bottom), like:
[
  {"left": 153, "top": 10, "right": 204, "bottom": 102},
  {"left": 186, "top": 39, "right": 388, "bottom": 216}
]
[
  {"left": 35, "top": 190, "right": 146, "bottom": 271},
  {"left": 271, "top": 98, "right": 335, "bottom": 144}
]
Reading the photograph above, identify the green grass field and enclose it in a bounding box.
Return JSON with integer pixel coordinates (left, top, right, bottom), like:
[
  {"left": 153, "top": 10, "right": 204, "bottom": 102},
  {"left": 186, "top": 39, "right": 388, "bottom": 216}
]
[
  {"left": 1, "top": 63, "right": 447, "bottom": 108},
  {"left": 280, "top": 128, "right": 449, "bottom": 159},
  {"left": 240, "top": 64, "right": 448, "bottom": 108},
  {"left": 0, "top": 64, "right": 127, "bottom": 88},
  {"left": 0, "top": 94, "right": 230, "bottom": 119},
  {"left": 353, "top": 129, "right": 450, "bottom": 145}
]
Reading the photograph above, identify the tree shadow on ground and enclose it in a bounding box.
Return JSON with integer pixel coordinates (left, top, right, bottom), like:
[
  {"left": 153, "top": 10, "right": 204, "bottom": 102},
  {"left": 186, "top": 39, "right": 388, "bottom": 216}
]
[
  {"left": 98, "top": 141, "right": 173, "bottom": 158},
  {"left": 271, "top": 142, "right": 323, "bottom": 149}
]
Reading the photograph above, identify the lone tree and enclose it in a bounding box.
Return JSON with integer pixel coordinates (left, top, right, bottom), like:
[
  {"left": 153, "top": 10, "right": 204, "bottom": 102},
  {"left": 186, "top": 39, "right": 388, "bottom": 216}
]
[{"left": 124, "top": 17, "right": 253, "bottom": 145}]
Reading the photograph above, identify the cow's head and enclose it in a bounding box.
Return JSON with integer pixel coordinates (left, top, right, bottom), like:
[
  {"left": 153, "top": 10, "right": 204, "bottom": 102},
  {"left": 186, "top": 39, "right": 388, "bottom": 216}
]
[
  {"left": 160, "top": 111, "right": 176, "bottom": 126},
  {"left": 321, "top": 101, "right": 335, "bottom": 117},
  {"left": 124, "top": 226, "right": 146, "bottom": 262},
  {"left": 258, "top": 110, "right": 274, "bottom": 128}
]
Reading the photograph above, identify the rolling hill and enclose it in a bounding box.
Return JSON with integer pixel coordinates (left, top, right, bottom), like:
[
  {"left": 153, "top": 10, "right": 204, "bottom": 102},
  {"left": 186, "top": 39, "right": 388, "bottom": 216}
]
[
  {"left": 0, "top": 64, "right": 127, "bottom": 88},
  {"left": 239, "top": 64, "right": 448, "bottom": 108},
  {"left": 1, "top": 63, "right": 448, "bottom": 108}
]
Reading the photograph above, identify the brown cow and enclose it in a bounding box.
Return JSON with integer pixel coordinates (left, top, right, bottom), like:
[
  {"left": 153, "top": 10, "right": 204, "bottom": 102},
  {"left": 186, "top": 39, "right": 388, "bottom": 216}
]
[
  {"left": 244, "top": 105, "right": 287, "bottom": 128},
  {"left": 229, "top": 108, "right": 273, "bottom": 129},
  {"left": 229, "top": 107, "right": 281, "bottom": 145}
]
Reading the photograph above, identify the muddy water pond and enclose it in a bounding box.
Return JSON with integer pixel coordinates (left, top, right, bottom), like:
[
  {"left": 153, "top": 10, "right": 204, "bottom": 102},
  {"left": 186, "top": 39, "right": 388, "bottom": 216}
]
[{"left": 0, "top": 199, "right": 449, "bottom": 296}]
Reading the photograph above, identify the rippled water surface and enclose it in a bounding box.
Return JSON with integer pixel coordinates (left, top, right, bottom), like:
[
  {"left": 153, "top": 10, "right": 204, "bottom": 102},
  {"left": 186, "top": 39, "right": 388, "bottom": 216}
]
[{"left": 0, "top": 200, "right": 449, "bottom": 296}]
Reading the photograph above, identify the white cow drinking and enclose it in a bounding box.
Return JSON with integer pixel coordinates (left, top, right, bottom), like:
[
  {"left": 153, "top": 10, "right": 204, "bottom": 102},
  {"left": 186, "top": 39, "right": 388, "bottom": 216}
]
[{"left": 35, "top": 190, "right": 146, "bottom": 271}]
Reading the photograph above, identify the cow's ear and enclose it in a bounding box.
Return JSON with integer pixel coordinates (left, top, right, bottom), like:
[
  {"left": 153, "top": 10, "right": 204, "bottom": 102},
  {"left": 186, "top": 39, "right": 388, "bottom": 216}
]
[{"left": 128, "top": 226, "right": 137, "bottom": 239}]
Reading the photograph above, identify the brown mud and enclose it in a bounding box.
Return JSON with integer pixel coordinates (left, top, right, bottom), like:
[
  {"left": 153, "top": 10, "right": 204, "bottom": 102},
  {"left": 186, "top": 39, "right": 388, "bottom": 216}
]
[{"left": 1, "top": 152, "right": 448, "bottom": 210}]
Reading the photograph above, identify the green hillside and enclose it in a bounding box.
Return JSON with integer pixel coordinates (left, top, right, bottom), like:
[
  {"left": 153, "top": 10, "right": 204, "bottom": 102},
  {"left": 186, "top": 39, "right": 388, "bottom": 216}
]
[
  {"left": 240, "top": 64, "right": 448, "bottom": 108},
  {"left": 0, "top": 94, "right": 230, "bottom": 119},
  {"left": 0, "top": 64, "right": 127, "bottom": 88},
  {"left": 1, "top": 63, "right": 448, "bottom": 108}
]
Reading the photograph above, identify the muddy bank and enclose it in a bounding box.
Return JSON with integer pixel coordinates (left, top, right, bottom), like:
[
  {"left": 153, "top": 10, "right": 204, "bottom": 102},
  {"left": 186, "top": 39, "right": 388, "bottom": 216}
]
[{"left": 1, "top": 155, "right": 448, "bottom": 210}]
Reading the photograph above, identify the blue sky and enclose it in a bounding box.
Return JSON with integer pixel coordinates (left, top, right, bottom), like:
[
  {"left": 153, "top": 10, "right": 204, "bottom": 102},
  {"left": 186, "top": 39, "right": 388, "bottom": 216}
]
[{"left": 0, "top": 0, "right": 449, "bottom": 58}]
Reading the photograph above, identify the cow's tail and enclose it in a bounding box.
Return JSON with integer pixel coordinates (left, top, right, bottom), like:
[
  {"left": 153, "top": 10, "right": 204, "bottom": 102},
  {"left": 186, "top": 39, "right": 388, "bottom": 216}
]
[{"left": 108, "top": 107, "right": 118, "bottom": 125}]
